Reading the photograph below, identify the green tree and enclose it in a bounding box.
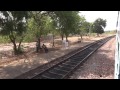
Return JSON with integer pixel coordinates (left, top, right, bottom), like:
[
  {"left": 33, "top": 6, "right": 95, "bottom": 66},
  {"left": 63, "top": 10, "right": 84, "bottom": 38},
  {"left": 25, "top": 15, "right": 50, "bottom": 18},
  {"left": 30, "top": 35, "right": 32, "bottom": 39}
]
[
  {"left": 54, "top": 11, "right": 80, "bottom": 41},
  {"left": 73, "top": 15, "right": 88, "bottom": 41},
  {"left": 82, "top": 21, "right": 91, "bottom": 35},
  {"left": 29, "top": 11, "right": 49, "bottom": 52},
  {"left": 47, "top": 20, "right": 58, "bottom": 47},
  {"left": 92, "top": 18, "right": 107, "bottom": 36},
  {"left": 0, "top": 11, "right": 28, "bottom": 55}
]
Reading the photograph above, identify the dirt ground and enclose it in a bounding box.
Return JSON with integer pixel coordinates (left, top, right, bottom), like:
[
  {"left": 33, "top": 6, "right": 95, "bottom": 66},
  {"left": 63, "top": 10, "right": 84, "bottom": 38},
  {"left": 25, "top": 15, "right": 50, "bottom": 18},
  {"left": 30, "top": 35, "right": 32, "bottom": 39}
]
[
  {"left": 70, "top": 37, "right": 115, "bottom": 79},
  {"left": 0, "top": 34, "right": 115, "bottom": 79}
]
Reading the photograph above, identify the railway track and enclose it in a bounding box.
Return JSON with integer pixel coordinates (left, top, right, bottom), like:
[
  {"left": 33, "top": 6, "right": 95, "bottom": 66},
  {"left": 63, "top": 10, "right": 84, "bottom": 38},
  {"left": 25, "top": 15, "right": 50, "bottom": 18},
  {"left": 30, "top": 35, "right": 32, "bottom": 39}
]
[
  {"left": 15, "top": 36, "right": 115, "bottom": 79},
  {"left": 31, "top": 36, "right": 115, "bottom": 79}
]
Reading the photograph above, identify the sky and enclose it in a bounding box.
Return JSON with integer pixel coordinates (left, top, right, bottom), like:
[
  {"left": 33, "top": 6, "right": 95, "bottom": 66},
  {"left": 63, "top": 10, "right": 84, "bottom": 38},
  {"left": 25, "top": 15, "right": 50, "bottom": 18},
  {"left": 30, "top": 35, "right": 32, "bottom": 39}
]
[{"left": 79, "top": 11, "right": 118, "bottom": 31}]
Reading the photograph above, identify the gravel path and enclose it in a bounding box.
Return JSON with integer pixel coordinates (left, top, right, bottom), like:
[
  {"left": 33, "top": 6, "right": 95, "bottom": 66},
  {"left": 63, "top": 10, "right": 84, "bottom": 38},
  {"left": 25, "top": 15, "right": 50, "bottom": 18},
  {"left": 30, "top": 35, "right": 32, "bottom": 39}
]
[{"left": 70, "top": 37, "right": 115, "bottom": 79}]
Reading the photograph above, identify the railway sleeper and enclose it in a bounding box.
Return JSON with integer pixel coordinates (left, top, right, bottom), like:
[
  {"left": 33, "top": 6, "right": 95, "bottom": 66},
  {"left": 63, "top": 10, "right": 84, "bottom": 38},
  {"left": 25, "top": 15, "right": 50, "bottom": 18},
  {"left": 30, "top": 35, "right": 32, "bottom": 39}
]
[
  {"left": 49, "top": 68, "right": 68, "bottom": 76},
  {"left": 41, "top": 72, "right": 63, "bottom": 79},
  {"left": 55, "top": 66, "right": 73, "bottom": 72},
  {"left": 59, "top": 64, "right": 75, "bottom": 69},
  {"left": 62, "top": 62, "right": 77, "bottom": 66}
]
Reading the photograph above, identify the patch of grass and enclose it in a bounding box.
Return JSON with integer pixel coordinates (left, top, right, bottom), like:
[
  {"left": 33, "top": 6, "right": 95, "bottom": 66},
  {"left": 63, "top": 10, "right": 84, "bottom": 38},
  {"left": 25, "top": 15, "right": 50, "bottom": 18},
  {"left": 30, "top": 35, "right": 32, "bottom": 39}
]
[
  {"left": 89, "top": 33, "right": 97, "bottom": 37},
  {"left": 23, "top": 34, "right": 35, "bottom": 42},
  {"left": 0, "top": 36, "right": 10, "bottom": 43},
  {"left": 104, "top": 30, "right": 116, "bottom": 34}
]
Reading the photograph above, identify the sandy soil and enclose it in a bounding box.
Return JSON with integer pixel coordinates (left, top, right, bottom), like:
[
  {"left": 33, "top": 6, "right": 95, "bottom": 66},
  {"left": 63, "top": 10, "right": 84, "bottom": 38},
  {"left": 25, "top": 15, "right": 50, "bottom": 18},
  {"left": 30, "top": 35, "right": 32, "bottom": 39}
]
[
  {"left": 0, "top": 34, "right": 114, "bottom": 79},
  {"left": 70, "top": 37, "right": 115, "bottom": 79}
]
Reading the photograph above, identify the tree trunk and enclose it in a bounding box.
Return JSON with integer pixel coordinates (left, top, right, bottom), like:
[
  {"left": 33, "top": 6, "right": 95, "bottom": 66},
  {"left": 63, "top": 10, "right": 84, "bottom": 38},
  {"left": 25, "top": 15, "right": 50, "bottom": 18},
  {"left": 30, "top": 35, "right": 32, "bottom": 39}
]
[
  {"left": 88, "top": 33, "right": 90, "bottom": 38},
  {"left": 65, "top": 35, "right": 68, "bottom": 41},
  {"left": 9, "top": 35, "right": 18, "bottom": 55},
  {"left": 12, "top": 40, "right": 17, "bottom": 55},
  {"left": 52, "top": 34, "right": 55, "bottom": 47},
  {"left": 36, "top": 38, "right": 41, "bottom": 53},
  {"left": 13, "top": 43, "right": 17, "bottom": 55},
  {"left": 80, "top": 34, "right": 83, "bottom": 42},
  {"left": 18, "top": 37, "right": 24, "bottom": 51},
  {"left": 61, "top": 34, "right": 64, "bottom": 41}
]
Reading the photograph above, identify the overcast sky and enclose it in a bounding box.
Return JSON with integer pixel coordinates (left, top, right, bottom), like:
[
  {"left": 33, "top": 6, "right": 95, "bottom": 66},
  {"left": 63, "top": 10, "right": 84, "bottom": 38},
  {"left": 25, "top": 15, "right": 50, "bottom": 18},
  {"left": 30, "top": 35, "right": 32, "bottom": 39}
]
[{"left": 79, "top": 11, "right": 118, "bottom": 31}]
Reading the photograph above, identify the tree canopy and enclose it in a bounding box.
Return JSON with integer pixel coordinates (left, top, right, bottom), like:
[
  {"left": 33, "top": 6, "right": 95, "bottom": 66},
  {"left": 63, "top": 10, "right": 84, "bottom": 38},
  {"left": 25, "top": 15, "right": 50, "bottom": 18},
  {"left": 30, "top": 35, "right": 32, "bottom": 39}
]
[
  {"left": 92, "top": 18, "right": 107, "bottom": 36},
  {"left": 0, "top": 11, "right": 107, "bottom": 55},
  {"left": 0, "top": 11, "right": 29, "bottom": 54},
  {"left": 54, "top": 11, "right": 80, "bottom": 41}
]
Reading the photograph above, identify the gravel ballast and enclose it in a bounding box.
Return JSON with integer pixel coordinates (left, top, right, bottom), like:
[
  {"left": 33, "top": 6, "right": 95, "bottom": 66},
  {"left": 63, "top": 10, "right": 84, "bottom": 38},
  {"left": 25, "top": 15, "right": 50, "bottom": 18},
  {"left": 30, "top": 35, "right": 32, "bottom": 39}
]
[{"left": 70, "top": 37, "right": 115, "bottom": 79}]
